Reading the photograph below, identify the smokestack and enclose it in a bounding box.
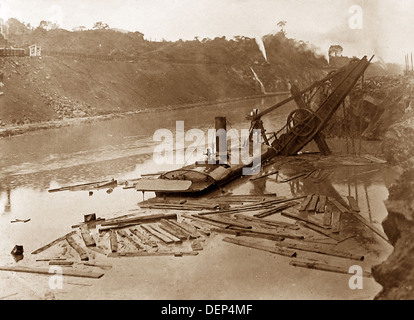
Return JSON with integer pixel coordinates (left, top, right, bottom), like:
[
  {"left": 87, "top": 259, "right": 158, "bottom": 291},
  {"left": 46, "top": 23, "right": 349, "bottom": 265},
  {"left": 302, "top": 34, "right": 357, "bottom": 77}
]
[{"left": 215, "top": 117, "right": 227, "bottom": 164}]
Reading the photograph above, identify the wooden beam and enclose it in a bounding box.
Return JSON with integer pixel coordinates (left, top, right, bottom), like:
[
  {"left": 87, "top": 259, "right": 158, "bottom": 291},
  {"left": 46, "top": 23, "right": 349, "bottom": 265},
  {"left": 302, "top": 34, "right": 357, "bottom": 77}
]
[
  {"left": 222, "top": 237, "right": 296, "bottom": 258},
  {"left": 109, "top": 229, "right": 118, "bottom": 253},
  {"left": 0, "top": 266, "right": 104, "bottom": 279},
  {"left": 299, "top": 195, "right": 313, "bottom": 211},
  {"left": 79, "top": 225, "right": 96, "bottom": 247},
  {"left": 66, "top": 235, "right": 89, "bottom": 261},
  {"left": 31, "top": 231, "right": 77, "bottom": 255},
  {"left": 331, "top": 209, "right": 342, "bottom": 233},
  {"left": 307, "top": 195, "right": 319, "bottom": 212},
  {"left": 116, "top": 230, "right": 143, "bottom": 250},
  {"left": 107, "top": 251, "right": 198, "bottom": 258},
  {"left": 347, "top": 196, "right": 360, "bottom": 212},
  {"left": 316, "top": 195, "right": 327, "bottom": 213},
  {"left": 140, "top": 225, "right": 174, "bottom": 244},
  {"left": 158, "top": 220, "right": 190, "bottom": 240},
  {"left": 323, "top": 204, "right": 333, "bottom": 226},
  {"left": 328, "top": 197, "right": 349, "bottom": 213},
  {"left": 289, "top": 260, "right": 371, "bottom": 277},
  {"left": 149, "top": 224, "right": 182, "bottom": 243},
  {"left": 129, "top": 227, "right": 158, "bottom": 248}
]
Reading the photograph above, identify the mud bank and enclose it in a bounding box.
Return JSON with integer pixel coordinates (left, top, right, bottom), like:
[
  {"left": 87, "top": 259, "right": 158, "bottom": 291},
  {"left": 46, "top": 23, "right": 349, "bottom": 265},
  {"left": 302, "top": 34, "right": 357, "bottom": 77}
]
[
  {"left": 372, "top": 84, "right": 414, "bottom": 299},
  {"left": 0, "top": 91, "right": 288, "bottom": 139}
]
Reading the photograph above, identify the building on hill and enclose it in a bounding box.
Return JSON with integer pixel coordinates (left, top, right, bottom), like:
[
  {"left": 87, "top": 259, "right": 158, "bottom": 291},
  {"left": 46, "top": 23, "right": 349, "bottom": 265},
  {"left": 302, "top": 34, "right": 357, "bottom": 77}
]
[{"left": 328, "top": 45, "right": 352, "bottom": 68}]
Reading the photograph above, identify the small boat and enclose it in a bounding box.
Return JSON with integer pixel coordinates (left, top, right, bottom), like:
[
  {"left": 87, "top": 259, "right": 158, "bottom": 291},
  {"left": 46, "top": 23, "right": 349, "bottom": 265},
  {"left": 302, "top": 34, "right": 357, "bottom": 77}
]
[{"left": 133, "top": 56, "right": 373, "bottom": 197}]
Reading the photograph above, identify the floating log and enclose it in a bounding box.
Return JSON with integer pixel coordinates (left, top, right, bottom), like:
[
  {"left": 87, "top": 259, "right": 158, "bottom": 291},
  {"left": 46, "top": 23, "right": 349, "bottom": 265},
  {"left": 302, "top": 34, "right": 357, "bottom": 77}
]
[
  {"left": 316, "top": 195, "right": 327, "bottom": 213},
  {"left": 116, "top": 230, "right": 144, "bottom": 250},
  {"left": 275, "top": 240, "right": 364, "bottom": 261},
  {"left": 233, "top": 213, "right": 299, "bottom": 229},
  {"left": 79, "top": 225, "right": 96, "bottom": 247},
  {"left": 299, "top": 195, "right": 313, "bottom": 211},
  {"left": 167, "top": 220, "right": 202, "bottom": 238},
  {"left": 328, "top": 197, "right": 349, "bottom": 213},
  {"left": 159, "top": 220, "right": 190, "bottom": 240},
  {"left": 129, "top": 227, "right": 158, "bottom": 248},
  {"left": 347, "top": 196, "right": 360, "bottom": 212},
  {"left": 31, "top": 231, "right": 77, "bottom": 255},
  {"left": 289, "top": 260, "right": 372, "bottom": 277},
  {"left": 306, "top": 195, "right": 319, "bottom": 212},
  {"left": 107, "top": 251, "right": 199, "bottom": 258},
  {"left": 160, "top": 219, "right": 193, "bottom": 240},
  {"left": 254, "top": 201, "right": 299, "bottom": 218},
  {"left": 66, "top": 235, "right": 89, "bottom": 261},
  {"left": 222, "top": 237, "right": 296, "bottom": 258},
  {"left": 191, "top": 239, "right": 203, "bottom": 251},
  {"left": 323, "top": 204, "right": 333, "bottom": 226},
  {"left": 109, "top": 229, "right": 118, "bottom": 253},
  {"left": 0, "top": 266, "right": 104, "bottom": 279},
  {"left": 331, "top": 209, "right": 342, "bottom": 233},
  {"left": 150, "top": 224, "right": 182, "bottom": 243},
  {"left": 140, "top": 225, "right": 174, "bottom": 244},
  {"left": 350, "top": 210, "right": 390, "bottom": 244},
  {"left": 100, "top": 213, "right": 177, "bottom": 227},
  {"left": 49, "top": 261, "right": 74, "bottom": 266}
]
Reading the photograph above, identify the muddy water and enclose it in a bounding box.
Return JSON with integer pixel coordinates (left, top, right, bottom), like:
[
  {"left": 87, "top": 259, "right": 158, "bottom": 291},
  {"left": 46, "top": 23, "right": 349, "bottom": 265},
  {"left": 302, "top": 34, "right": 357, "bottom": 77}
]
[{"left": 0, "top": 96, "right": 394, "bottom": 300}]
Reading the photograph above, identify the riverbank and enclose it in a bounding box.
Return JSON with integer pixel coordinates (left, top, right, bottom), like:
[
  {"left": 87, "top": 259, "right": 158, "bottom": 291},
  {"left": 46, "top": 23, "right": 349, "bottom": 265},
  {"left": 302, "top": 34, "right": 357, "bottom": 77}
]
[{"left": 0, "top": 91, "right": 289, "bottom": 139}]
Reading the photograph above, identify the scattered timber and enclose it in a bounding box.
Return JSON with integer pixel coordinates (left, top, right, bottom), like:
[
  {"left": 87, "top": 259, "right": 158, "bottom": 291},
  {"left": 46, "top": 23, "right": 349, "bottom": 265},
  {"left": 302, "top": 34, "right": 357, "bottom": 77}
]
[
  {"left": 66, "top": 235, "right": 89, "bottom": 261},
  {"left": 117, "top": 229, "right": 144, "bottom": 250},
  {"left": 107, "top": 251, "right": 199, "bottom": 258},
  {"left": 331, "top": 209, "right": 342, "bottom": 233},
  {"left": 299, "top": 195, "right": 313, "bottom": 211},
  {"left": 222, "top": 237, "right": 296, "bottom": 258},
  {"left": 168, "top": 220, "right": 203, "bottom": 238},
  {"left": 347, "top": 196, "right": 360, "bottom": 212},
  {"left": 233, "top": 213, "right": 300, "bottom": 230},
  {"left": 323, "top": 204, "right": 333, "bottom": 226},
  {"left": 159, "top": 220, "right": 191, "bottom": 240},
  {"left": 49, "top": 261, "right": 74, "bottom": 266},
  {"left": 140, "top": 224, "right": 174, "bottom": 244},
  {"left": 79, "top": 225, "right": 96, "bottom": 247},
  {"left": 129, "top": 227, "right": 159, "bottom": 248},
  {"left": 100, "top": 213, "right": 177, "bottom": 227},
  {"left": 249, "top": 169, "right": 279, "bottom": 181},
  {"left": 328, "top": 197, "right": 349, "bottom": 213},
  {"left": 31, "top": 230, "right": 77, "bottom": 255},
  {"left": 275, "top": 240, "right": 364, "bottom": 261},
  {"left": 307, "top": 195, "right": 319, "bottom": 212},
  {"left": 0, "top": 266, "right": 104, "bottom": 279},
  {"left": 150, "top": 224, "right": 182, "bottom": 243},
  {"left": 316, "top": 195, "right": 327, "bottom": 213},
  {"left": 290, "top": 260, "right": 372, "bottom": 277},
  {"left": 282, "top": 210, "right": 330, "bottom": 229},
  {"left": 109, "top": 229, "right": 118, "bottom": 253},
  {"left": 71, "top": 218, "right": 105, "bottom": 229},
  {"left": 253, "top": 201, "right": 299, "bottom": 218},
  {"left": 350, "top": 210, "right": 390, "bottom": 244},
  {"left": 191, "top": 214, "right": 252, "bottom": 229}
]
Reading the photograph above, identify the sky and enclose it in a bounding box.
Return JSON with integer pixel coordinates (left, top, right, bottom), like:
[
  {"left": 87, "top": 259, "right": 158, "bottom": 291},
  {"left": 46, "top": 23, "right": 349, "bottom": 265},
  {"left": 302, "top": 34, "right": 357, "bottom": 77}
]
[{"left": 0, "top": 0, "right": 413, "bottom": 64}]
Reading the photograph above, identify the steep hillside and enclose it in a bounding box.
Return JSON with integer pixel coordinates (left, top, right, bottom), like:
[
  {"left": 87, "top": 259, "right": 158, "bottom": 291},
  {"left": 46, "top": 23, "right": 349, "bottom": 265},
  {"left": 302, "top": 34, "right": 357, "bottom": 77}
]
[{"left": 1, "top": 25, "right": 328, "bottom": 127}]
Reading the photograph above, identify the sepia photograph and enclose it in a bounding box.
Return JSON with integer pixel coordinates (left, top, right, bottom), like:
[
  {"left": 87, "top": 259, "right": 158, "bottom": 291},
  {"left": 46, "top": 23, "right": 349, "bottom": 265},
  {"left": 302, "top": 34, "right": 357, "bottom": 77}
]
[{"left": 0, "top": 0, "right": 413, "bottom": 305}]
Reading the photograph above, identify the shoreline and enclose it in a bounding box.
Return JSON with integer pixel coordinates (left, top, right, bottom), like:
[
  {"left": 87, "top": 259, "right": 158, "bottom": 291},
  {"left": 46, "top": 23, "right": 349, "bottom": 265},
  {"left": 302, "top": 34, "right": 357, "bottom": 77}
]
[{"left": 0, "top": 91, "right": 289, "bottom": 139}]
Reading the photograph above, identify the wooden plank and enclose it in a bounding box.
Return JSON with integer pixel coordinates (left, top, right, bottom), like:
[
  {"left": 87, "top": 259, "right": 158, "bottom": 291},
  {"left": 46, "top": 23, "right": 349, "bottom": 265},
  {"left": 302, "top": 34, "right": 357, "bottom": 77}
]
[
  {"left": 116, "top": 230, "right": 143, "bottom": 250},
  {"left": 140, "top": 225, "right": 174, "bottom": 244},
  {"left": 350, "top": 210, "right": 390, "bottom": 244},
  {"left": 107, "top": 251, "right": 198, "bottom": 258},
  {"left": 211, "top": 228, "right": 284, "bottom": 242},
  {"left": 71, "top": 218, "right": 105, "bottom": 229},
  {"left": 191, "top": 239, "right": 203, "bottom": 251},
  {"left": 134, "top": 179, "right": 192, "bottom": 192},
  {"left": 0, "top": 266, "right": 104, "bottom": 279},
  {"left": 222, "top": 237, "right": 296, "bottom": 258},
  {"left": 150, "top": 224, "right": 182, "bottom": 243},
  {"left": 328, "top": 197, "right": 349, "bottom": 213},
  {"left": 31, "top": 230, "right": 77, "bottom": 255},
  {"left": 233, "top": 213, "right": 299, "bottom": 230},
  {"left": 129, "top": 227, "right": 159, "bottom": 248},
  {"left": 331, "top": 209, "right": 342, "bottom": 233},
  {"left": 48, "top": 261, "right": 74, "bottom": 266},
  {"left": 158, "top": 220, "right": 189, "bottom": 240},
  {"left": 66, "top": 235, "right": 89, "bottom": 261},
  {"left": 182, "top": 213, "right": 231, "bottom": 228},
  {"left": 299, "top": 195, "right": 313, "bottom": 211},
  {"left": 254, "top": 201, "right": 299, "bottom": 218},
  {"left": 100, "top": 213, "right": 177, "bottom": 227},
  {"left": 109, "top": 229, "right": 118, "bottom": 253},
  {"left": 192, "top": 214, "right": 252, "bottom": 229},
  {"left": 316, "top": 195, "right": 327, "bottom": 213},
  {"left": 307, "top": 195, "right": 319, "bottom": 212},
  {"left": 79, "top": 225, "right": 96, "bottom": 247},
  {"left": 228, "top": 226, "right": 304, "bottom": 241},
  {"left": 281, "top": 210, "right": 330, "bottom": 229},
  {"left": 347, "top": 196, "right": 360, "bottom": 212},
  {"left": 289, "top": 260, "right": 372, "bottom": 277},
  {"left": 323, "top": 204, "right": 333, "bottom": 226},
  {"left": 160, "top": 219, "right": 193, "bottom": 240},
  {"left": 167, "top": 220, "right": 202, "bottom": 238},
  {"left": 275, "top": 241, "right": 364, "bottom": 261}
]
